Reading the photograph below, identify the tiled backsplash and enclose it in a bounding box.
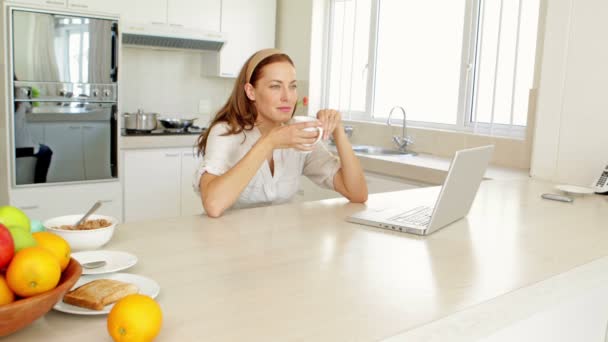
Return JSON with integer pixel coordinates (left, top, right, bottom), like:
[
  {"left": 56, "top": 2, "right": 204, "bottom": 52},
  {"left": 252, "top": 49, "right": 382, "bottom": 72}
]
[
  {"left": 119, "top": 47, "right": 233, "bottom": 124},
  {"left": 343, "top": 120, "right": 532, "bottom": 170}
]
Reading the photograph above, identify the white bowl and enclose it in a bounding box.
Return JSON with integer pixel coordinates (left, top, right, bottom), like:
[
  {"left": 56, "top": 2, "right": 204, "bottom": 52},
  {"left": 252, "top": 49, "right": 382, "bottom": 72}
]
[{"left": 43, "top": 214, "right": 117, "bottom": 251}]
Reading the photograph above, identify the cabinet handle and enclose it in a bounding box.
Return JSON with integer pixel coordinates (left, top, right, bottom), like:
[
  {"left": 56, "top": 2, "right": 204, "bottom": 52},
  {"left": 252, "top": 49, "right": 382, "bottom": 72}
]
[
  {"left": 165, "top": 153, "right": 179, "bottom": 157},
  {"left": 69, "top": 126, "right": 80, "bottom": 129},
  {"left": 46, "top": 0, "right": 65, "bottom": 4},
  {"left": 82, "top": 126, "right": 93, "bottom": 129},
  {"left": 169, "top": 23, "right": 184, "bottom": 27},
  {"left": 99, "top": 199, "right": 113, "bottom": 203},
  {"left": 151, "top": 21, "right": 165, "bottom": 25},
  {"left": 70, "top": 3, "right": 88, "bottom": 8},
  {"left": 19, "top": 205, "right": 39, "bottom": 210}
]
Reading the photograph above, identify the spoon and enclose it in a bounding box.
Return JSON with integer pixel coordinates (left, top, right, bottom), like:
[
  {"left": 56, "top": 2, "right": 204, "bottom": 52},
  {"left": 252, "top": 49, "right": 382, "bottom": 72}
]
[
  {"left": 81, "top": 260, "right": 107, "bottom": 269},
  {"left": 74, "top": 201, "right": 102, "bottom": 227}
]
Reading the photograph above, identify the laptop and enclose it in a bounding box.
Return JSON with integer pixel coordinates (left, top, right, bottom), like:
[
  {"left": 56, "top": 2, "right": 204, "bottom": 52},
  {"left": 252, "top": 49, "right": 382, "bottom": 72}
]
[{"left": 347, "top": 145, "right": 494, "bottom": 236}]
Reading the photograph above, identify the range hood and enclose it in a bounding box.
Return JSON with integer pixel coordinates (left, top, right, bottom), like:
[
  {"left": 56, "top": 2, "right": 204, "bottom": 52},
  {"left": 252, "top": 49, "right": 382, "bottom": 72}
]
[{"left": 121, "top": 22, "right": 225, "bottom": 52}]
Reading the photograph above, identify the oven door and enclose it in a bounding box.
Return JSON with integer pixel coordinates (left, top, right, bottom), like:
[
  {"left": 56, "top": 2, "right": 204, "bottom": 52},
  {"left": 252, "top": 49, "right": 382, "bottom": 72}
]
[
  {"left": 14, "top": 101, "right": 117, "bottom": 185},
  {"left": 12, "top": 9, "right": 118, "bottom": 84}
]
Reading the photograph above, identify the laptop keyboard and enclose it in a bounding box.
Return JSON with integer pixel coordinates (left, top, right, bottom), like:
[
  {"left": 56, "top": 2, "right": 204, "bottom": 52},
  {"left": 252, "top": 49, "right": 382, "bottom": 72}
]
[{"left": 388, "top": 206, "right": 433, "bottom": 226}]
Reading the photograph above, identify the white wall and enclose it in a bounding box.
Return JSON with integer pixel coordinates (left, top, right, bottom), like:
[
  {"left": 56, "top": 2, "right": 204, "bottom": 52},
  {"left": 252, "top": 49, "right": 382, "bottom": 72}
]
[
  {"left": 119, "top": 47, "right": 234, "bottom": 122},
  {"left": 531, "top": 0, "right": 608, "bottom": 186},
  {"left": 276, "top": 0, "right": 313, "bottom": 81}
]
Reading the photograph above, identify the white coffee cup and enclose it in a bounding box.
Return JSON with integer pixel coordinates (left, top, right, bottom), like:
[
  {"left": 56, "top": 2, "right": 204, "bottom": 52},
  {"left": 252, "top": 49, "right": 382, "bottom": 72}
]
[{"left": 288, "top": 116, "right": 323, "bottom": 151}]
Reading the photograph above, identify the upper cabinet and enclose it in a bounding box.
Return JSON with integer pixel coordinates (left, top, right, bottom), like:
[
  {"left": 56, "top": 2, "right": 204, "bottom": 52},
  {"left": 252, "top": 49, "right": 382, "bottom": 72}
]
[
  {"left": 168, "top": 0, "right": 221, "bottom": 32},
  {"left": 119, "top": 0, "right": 166, "bottom": 24},
  {"left": 5, "top": 0, "right": 122, "bottom": 15},
  {"left": 120, "top": 0, "right": 221, "bottom": 31},
  {"left": 202, "top": 0, "right": 277, "bottom": 78}
]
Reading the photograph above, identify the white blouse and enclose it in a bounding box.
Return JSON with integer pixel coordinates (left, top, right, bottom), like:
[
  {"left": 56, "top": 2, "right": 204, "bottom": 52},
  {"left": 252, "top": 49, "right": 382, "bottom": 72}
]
[{"left": 193, "top": 122, "right": 341, "bottom": 209}]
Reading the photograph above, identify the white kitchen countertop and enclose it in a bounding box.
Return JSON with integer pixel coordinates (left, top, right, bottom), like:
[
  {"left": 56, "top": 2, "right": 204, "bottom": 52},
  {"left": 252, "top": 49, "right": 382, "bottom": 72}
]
[
  {"left": 9, "top": 179, "right": 608, "bottom": 341},
  {"left": 120, "top": 135, "right": 529, "bottom": 184}
]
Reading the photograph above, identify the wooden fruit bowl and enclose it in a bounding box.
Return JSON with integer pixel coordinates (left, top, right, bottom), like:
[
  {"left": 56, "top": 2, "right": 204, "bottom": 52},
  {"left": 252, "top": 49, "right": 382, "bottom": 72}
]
[{"left": 0, "top": 258, "right": 82, "bottom": 337}]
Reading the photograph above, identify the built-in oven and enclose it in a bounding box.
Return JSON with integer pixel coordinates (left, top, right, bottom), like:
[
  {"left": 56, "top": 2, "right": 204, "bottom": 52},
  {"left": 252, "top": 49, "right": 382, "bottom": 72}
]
[{"left": 9, "top": 9, "right": 118, "bottom": 185}]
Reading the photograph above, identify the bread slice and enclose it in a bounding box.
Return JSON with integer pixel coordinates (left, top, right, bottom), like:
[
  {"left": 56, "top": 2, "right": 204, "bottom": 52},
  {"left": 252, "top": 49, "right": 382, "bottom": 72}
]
[{"left": 63, "top": 279, "right": 139, "bottom": 310}]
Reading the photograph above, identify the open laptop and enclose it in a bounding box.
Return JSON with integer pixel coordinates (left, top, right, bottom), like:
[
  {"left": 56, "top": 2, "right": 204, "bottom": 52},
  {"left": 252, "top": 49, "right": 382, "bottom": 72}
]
[{"left": 347, "top": 145, "right": 494, "bottom": 236}]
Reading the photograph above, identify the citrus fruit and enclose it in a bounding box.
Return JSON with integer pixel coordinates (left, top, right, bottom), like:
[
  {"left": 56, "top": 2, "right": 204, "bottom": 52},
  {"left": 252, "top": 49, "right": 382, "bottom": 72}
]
[
  {"left": 0, "top": 206, "right": 30, "bottom": 232},
  {"left": 8, "top": 227, "right": 37, "bottom": 252},
  {"left": 6, "top": 247, "right": 61, "bottom": 297},
  {"left": 0, "top": 274, "right": 15, "bottom": 306},
  {"left": 33, "top": 232, "right": 71, "bottom": 271},
  {"left": 107, "top": 294, "right": 162, "bottom": 342}
]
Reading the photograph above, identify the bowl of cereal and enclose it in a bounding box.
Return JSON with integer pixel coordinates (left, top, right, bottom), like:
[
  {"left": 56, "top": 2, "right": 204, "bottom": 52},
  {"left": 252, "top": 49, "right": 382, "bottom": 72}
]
[{"left": 43, "top": 214, "right": 117, "bottom": 251}]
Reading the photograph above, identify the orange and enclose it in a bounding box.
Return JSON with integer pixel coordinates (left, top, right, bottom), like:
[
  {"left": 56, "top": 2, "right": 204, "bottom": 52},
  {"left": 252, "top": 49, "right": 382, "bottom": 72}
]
[
  {"left": 32, "top": 231, "right": 71, "bottom": 271},
  {"left": 6, "top": 247, "right": 61, "bottom": 297},
  {"left": 107, "top": 294, "right": 162, "bottom": 342},
  {"left": 0, "top": 274, "right": 15, "bottom": 306}
]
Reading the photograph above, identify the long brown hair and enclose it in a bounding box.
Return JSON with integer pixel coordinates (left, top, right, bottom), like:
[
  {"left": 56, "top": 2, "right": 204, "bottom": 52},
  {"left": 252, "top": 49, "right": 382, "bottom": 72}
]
[{"left": 196, "top": 52, "right": 295, "bottom": 156}]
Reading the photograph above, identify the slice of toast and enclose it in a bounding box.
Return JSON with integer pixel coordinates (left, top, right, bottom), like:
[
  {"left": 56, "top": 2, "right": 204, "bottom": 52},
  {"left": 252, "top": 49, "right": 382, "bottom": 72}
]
[{"left": 63, "top": 279, "right": 139, "bottom": 310}]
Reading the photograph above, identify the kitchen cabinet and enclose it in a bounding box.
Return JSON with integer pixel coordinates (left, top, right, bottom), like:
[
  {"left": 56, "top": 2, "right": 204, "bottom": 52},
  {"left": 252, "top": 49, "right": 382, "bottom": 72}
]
[
  {"left": 201, "top": 0, "right": 276, "bottom": 78},
  {"left": 168, "top": 0, "right": 221, "bottom": 32},
  {"left": 120, "top": 0, "right": 221, "bottom": 31},
  {"left": 180, "top": 148, "right": 203, "bottom": 216},
  {"left": 10, "top": 181, "right": 122, "bottom": 221},
  {"left": 365, "top": 171, "right": 425, "bottom": 194},
  {"left": 119, "top": 0, "right": 169, "bottom": 25},
  {"left": 5, "top": 0, "right": 122, "bottom": 15},
  {"left": 294, "top": 171, "right": 422, "bottom": 203},
  {"left": 123, "top": 147, "right": 202, "bottom": 222}
]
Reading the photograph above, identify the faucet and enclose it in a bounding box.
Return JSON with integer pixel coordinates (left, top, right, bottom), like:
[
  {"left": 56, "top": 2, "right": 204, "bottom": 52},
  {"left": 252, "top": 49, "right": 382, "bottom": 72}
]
[{"left": 387, "top": 106, "right": 414, "bottom": 153}]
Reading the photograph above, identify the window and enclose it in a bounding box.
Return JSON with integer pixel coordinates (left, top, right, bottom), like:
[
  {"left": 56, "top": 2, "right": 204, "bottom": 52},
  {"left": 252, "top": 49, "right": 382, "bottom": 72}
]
[{"left": 324, "top": 0, "right": 541, "bottom": 138}]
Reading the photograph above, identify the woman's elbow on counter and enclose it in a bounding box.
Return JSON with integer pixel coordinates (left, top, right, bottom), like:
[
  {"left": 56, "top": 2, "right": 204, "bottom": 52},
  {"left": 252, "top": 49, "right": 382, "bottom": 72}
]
[
  {"left": 202, "top": 199, "right": 225, "bottom": 218},
  {"left": 347, "top": 191, "right": 368, "bottom": 203}
]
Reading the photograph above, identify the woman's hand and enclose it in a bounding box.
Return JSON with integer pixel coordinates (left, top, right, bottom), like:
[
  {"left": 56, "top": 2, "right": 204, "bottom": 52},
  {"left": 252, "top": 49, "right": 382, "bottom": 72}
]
[
  {"left": 265, "top": 121, "right": 322, "bottom": 151},
  {"left": 316, "top": 109, "right": 343, "bottom": 140}
]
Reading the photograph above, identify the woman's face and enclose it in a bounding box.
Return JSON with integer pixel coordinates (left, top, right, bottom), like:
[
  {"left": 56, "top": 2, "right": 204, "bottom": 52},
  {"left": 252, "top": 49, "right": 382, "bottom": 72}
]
[{"left": 246, "top": 61, "right": 297, "bottom": 124}]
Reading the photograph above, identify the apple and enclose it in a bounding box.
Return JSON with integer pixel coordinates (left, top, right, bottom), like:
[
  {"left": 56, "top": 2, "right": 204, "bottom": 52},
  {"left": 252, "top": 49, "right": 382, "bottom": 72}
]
[
  {"left": 0, "top": 206, "right": 30, "bottom": 232},
  {"left": 8, "top": 227, "right": 36, "bottom": 252},
  {"left": 0, "top": 223, "right": 14, "bottom": 269}
]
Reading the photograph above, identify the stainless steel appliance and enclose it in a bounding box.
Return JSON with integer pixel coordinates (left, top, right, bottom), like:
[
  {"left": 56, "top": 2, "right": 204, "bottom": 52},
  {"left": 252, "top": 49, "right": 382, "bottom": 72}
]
[
  {"left": 10, "top": 9, "right": 118, "bottom": 185},
  {"left": 123, "top": 109, "right": 158, "bottom": 133}
]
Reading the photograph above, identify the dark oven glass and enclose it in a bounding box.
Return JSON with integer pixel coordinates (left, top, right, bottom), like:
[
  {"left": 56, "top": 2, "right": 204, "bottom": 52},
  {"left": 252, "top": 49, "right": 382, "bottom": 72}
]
[
  {"left": 11, "top": 9, "right": 118, "bottom": 186},
  {"left": 12, "top": 10, "right": 116, "bottom": 84},
  {"left": 14, "top": 101, "right": 117, "bottom": 185}
]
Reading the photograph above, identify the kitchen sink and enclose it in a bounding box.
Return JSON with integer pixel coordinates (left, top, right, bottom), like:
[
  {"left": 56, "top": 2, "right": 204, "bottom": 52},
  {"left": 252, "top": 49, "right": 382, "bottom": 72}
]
[{"left": 351, "top": 145, "right": 417, "bottom": 156}]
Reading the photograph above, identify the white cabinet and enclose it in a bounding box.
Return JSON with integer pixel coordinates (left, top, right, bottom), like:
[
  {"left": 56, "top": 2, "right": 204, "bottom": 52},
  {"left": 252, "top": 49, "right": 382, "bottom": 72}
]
[
  {"left": 120, "top": 0, "right": 170, "bottom": 25},
  {"left": 10, "top": 181, "right": 122, "bottom": 221},
  {"left": 294, "top": 171, "right": 423, "bottom": 203},
  {"left": 121, "top": 0, "right": 221, "bottom": 31},
  {"left": 5, "top": 0, "right": 121, "bottom": 15},
  {"left": 202, "top": 0, "right": 276, "bottom": 78},
  {"left": 168, "top": 0, "right": 221, "bottom": 31},
  {"left": 180, "top": 149, "right": 203, "bottom": 216},
  {"left": 365, "top": 172, "right": 422, "bottom": 194},
  {"left": 123, "top": 147, "right": 203, "bottom": 222}
]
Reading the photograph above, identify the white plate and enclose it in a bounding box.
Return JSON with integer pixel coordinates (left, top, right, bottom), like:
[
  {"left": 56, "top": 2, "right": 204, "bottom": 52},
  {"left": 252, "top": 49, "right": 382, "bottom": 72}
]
[
  {"left": 53, "top": 273, "right": 160, "bottom": 315},
  {"left": 72, "top": 250, "right": 138, "bottom": 275},
  {"left": 555, "top": 184, "right": 595, "bottom": 195}
]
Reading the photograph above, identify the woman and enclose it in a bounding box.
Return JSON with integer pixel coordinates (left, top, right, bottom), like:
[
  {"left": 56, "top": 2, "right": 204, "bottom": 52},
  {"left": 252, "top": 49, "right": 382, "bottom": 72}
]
[{"left": 194, "top": 48, "right": 367, "bottom": 217}]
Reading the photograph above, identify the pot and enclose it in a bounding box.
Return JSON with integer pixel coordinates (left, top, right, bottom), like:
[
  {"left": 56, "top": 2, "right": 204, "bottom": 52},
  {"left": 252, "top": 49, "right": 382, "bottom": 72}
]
[
  {"left": 158, "top": 118, "right": 198, "bottom": 130},
  {"left": 123, "top": 109, "right": 158, "bottom": 132}
]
